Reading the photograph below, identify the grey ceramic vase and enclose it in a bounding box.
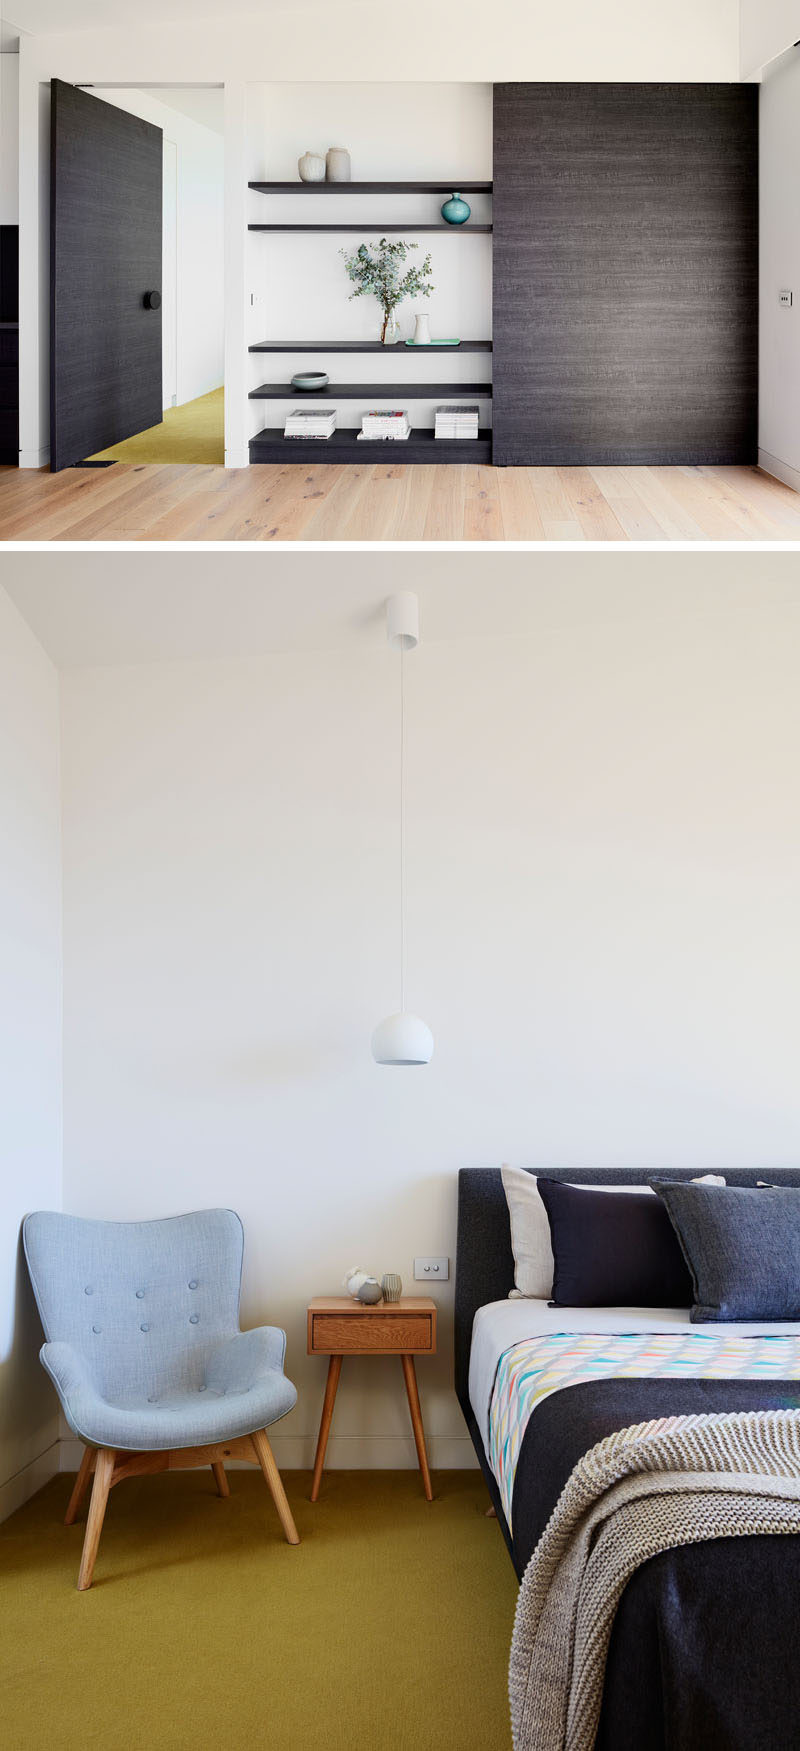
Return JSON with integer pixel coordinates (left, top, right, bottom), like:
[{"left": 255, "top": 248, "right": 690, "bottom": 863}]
[
  {"left": 381, "top": 1273, "right": 402, "bottom": 1303},
  {"left": 357, "top": 1277, "right": 383, "bottom": 1304}
]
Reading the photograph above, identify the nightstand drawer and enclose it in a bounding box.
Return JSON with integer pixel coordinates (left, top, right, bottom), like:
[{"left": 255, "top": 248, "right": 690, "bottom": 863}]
[{"left": 310, "top": 1313, "right": 433, "bottom": 1354}]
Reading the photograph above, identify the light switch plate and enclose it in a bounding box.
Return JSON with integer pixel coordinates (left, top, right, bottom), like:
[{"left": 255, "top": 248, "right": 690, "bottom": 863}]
[
  {"left": 414, "top": 1256, "right": 449, "bottom": 1281},
  {"left": 780, "top": 289, "right": 793, "bottom": 307}
]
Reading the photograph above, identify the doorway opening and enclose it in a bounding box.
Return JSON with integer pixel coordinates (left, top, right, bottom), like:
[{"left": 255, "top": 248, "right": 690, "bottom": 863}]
[{"left": 86, "top": 85, "right": 224, "bottom": 468}]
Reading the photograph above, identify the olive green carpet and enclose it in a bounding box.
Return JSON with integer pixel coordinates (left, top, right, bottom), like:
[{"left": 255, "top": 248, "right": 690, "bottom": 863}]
[
  {"left": 90, "top": 387, "right": 224, "bottom": 466},
  {"left": 1, "top": 1468, "right": 516, "bottom": 1751}
]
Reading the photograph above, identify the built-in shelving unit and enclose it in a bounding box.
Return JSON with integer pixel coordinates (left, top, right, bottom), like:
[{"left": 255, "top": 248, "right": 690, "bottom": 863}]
[
  {"left": 249, "top": 224, "right": 493, "bottom": 233},
  {"left": 247, "top": 179, "right": 493, "bottom": 463},
  {"left": 249, "top": 427, "right": 493, "bottom": 464},
  {"left": 248, "top": 340, "right": 493, "bottom": 353},
  {"left": 249, "top": 381, "right": 492, "bottom": 400},
  {"left": 248, "top": 181, "right": 493, "bottom": 194}
]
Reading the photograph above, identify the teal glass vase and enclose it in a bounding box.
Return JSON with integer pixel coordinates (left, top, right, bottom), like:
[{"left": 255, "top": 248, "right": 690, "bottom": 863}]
[{"left": 441, "top": 191, "right": 471, "bottom": 226}]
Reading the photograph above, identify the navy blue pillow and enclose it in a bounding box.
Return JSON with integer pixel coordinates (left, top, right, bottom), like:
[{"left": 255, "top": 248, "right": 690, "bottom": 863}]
[
  {"left": 654, "top": 1182, "right": 800, "bottom": 1322},
  {"left": 538, "top": 1179, "right": 693, "bottom": 1308}
]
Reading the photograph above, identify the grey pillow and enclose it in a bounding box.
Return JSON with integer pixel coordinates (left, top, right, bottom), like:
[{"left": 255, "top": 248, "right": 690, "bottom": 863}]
[{"left": 654, "top": 1182, "right": 800, "bottom": 1322}]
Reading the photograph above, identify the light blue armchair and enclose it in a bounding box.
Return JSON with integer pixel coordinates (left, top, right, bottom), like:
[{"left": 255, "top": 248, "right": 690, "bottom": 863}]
[{"left": 23, "top": 1208, "right": 300, "bottom": 1589}]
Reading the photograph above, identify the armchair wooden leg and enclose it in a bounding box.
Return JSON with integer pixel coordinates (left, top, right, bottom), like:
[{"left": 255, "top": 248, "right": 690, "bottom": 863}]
[
  {"left": 65, "top": 1445, "right": 95, "bottom": 1526},
  {"left": 77, "top": 1447, "right": 115, "bottom": 1591},
  {"left": 211, "top": 1461, "right": 230, "bottom": 1498},
  {"left": 250, "top": 1428, "right": 300, "bottom": 1546}
]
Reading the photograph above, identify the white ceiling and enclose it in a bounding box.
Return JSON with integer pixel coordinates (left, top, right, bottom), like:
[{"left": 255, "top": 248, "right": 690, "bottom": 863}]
[
  {"left": 3, "top": 549, "right": 791, "bottom": 671},
  {"left": 1, "top": 0, "right": 304, "bottom": 30}
]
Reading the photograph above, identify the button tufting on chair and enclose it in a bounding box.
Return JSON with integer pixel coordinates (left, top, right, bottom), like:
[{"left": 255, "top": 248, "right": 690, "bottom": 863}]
[
  {"left": 92, "top": 1324, "right": 101, "bottom": 1334},
  {"left": 189, "top": 1314, "right": 199, "bottom": 1324},
  {"left": 135, "top": 1289, "right": 145, "bottom": 1299},
  {"left": 198, "top": 1384, "right": 207, "bottom": 1391},
  {"left": 188, "top": 1279, "right": 198, "bottom": 1290},
  {"left": 84, "top": 1286, "right": 93, "bottom": 1295},
  {"left": 140, "top": 1323, "right": 150, "bottom": 1332}
]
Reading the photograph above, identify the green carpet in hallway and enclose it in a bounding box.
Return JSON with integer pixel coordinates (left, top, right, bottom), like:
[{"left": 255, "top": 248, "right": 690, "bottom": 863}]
[
  {"left": 90, "top": 387, "right": 224, "bottom": 466},
  {"left": 1, "top": 1469, "right": 517, "bottom": 1751}
]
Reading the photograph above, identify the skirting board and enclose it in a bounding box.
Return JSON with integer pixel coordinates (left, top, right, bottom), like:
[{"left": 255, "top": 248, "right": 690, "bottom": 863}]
[
  {"left": 758, "top": 448, "right": 800, "bottom": 496},
  {"left": 0, "top": 1440, "right": 61, "bottom": 1523},
  {"left": 60, "top": 1434, "right": 479, "bottom": 1473}
]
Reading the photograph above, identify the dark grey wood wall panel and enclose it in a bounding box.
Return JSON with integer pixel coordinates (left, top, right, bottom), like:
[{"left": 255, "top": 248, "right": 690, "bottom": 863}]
[
  {"left": 50, "top": 80, "right": 163, "bottom": 471},
  {"left": 492, "top": 84, "right": 758, "bottom": 466}
]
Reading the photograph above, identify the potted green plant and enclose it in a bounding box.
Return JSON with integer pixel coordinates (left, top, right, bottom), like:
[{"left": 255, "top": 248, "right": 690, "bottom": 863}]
[{"left": 340, "top": 238, "right": 434, "bottom": 344}]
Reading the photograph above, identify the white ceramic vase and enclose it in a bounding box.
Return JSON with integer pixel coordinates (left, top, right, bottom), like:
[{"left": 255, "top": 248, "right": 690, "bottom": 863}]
[
  {"left": 298, "top": 152, "right": 325, "bottom": 183},
  {"left": 413, "top": 311, "right": 432, "bottom": 346},
  {"left": 326, "top": 146, "right": 351, "bottom": 183}
]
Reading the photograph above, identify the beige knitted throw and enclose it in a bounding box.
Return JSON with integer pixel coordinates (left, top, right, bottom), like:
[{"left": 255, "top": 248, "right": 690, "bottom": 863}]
[{"left": 509, "top": 1410, "right": 800, "bottom": 1751}]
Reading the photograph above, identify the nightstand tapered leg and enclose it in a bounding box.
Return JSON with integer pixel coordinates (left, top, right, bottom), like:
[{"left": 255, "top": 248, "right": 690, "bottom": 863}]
[
  {"left": 401, "top": 1354, "right": 433, "bottom": 1501},
  {"left": 310, "top": 1353, "right": 342, "bottom": 1502}
]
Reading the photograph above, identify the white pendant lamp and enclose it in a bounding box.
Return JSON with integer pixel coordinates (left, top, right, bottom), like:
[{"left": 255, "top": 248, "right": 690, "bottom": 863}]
[{"left": 371, "top": 592, "right": 434, "bottom": 1067}]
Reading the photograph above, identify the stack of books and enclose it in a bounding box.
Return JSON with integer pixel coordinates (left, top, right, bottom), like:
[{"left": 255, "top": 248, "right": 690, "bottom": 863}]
[
  {"left": 284, "top": 409, "right": 337, "bottom": 441},
  {"left": 435, "top": 404, "right": 480, "bottom": 440},
  {"left": 358, "top": 410, "right": 411, "bottom": 442}
]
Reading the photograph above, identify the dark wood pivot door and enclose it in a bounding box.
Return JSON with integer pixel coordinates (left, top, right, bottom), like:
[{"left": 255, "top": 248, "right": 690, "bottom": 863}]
[{"left": 50, "top": 80, "right": 163, "bottom": 471}]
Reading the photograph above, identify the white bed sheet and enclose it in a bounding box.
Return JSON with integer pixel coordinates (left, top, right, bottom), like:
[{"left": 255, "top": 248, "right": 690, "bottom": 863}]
[{"left": 468, "top": 1298, "right": 800, "bottom": 1452}]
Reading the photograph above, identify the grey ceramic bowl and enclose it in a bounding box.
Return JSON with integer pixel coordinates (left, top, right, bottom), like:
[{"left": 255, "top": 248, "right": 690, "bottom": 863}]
[{"left": 291, "top": 372, "right": 329, "bottom": 391}]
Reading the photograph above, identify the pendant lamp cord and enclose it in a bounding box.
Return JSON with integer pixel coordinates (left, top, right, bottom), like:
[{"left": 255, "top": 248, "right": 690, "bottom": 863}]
[{"left": 399, "top": 642, "right": 405, "bottom": 1014}]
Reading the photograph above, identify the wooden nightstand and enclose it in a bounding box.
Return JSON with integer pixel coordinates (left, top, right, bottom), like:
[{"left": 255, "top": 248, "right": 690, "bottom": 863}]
[{"left": 307, "top": 1296, "right": 437, "bottom": 1502}]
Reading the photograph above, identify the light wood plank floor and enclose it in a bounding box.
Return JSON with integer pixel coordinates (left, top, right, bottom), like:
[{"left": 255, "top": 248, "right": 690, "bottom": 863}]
[{"left": 2, "top": 460, "right": 800, "bottom": 543}]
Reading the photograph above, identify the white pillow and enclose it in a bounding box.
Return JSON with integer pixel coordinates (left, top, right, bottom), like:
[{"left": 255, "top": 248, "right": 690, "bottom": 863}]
[{"left": 500, "top": 1165, "right": 725, "bottom": 1300}]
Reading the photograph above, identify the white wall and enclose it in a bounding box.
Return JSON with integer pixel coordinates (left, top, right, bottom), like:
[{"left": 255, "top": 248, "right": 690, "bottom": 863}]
[
  {"left": 53, "top": 557, "right": 800, "bottom": 1474},
  {"left": 16, "top": 0, "right": 741, "bottom": 465},
  {"left": 1, "top": 54, "right": 19, "bottom": 223},
  {"left": 0, "top": 587, "right": 62, "bottom": 1519},
  {"left": 741, "top": 2, "right": 800, "bottom": 78},
  {"left": 247, "top": 84, "right": 492, "bottom": 441},
  {"left": 759, "top": 48, "right": 800, "bottom": 490},
  {"left": 86, "top": 88, "right": 224, "bottom": 411}
]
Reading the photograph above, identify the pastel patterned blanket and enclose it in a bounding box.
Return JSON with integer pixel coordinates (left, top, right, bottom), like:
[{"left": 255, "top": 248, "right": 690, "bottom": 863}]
[{"left": 489, "top": 1331, "right": 800, "bottom": 1529}]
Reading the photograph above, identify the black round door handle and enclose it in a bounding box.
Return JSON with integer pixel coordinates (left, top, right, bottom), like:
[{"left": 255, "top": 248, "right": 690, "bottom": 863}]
[{"left": 143, "top": 290, "right": 161, "bottom": 310}]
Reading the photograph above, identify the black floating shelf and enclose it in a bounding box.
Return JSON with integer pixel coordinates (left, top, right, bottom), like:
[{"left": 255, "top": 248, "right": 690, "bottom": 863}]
[
  {"left": 249, "top": 223, "right": 492, "bottom": 234},
  {"left": 249, "top": 427, "right": 493, "bottom": 465},
  {"left": 248, "top": 340, "right": 493, "bottom": 354},
  {"left": 248, "top": 181, "right": 493, "bottom": 194},
  {"left": 249, "top": 381, "right": 493, "bottom": 400}
]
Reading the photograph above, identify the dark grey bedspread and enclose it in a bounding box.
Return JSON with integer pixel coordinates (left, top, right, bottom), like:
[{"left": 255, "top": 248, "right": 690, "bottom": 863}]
[{"left": 509, "top": 1377, "right": 800, "bottom": 1751}]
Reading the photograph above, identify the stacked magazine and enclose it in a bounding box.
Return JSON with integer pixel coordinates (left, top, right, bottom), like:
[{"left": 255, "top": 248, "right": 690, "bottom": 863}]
[
  {"left": 284, "top": 409, "right": 337, "bottom": 440},
  {"left": 435, "top": 404, "right": 480, "bottom": 440},
  {"left": 358, "top": 410, "right": 411, "bottom": 442}
]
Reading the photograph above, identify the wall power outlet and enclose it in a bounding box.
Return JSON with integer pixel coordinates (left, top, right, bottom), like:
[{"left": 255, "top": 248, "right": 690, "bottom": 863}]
[
  {"left": 414, "top": 1256, "right": 449, "bottom": 1281},
  {"left": 780, "top": 289, "right": 793, "bottom": 307}
]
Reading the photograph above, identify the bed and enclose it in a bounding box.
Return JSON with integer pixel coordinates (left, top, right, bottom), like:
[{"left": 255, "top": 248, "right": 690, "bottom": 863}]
[{"left": 455, "top": 1167, "right": 800, "bottom": 1750}]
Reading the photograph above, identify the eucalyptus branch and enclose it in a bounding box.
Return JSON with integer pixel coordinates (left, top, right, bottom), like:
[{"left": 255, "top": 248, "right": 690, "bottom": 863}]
[{"left": 340, "top": 238, "right": 435, "bottom": 342}]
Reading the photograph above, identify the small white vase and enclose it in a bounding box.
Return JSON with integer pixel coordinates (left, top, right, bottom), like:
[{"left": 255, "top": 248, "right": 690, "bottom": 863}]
[
  {"left": 298, "top": 152, "right": 325, "bottom": 183},
  {"left": 326, "top": 146, "right": 351, "bottom": 183},
  {"left": 413, "top": 311, "right": 431, "bottom": 346}
]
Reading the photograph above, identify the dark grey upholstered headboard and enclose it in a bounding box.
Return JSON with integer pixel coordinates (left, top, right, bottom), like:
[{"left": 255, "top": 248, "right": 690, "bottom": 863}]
[{"left": 454, "top": 1167, "right": 800, "bottom": 1416}]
